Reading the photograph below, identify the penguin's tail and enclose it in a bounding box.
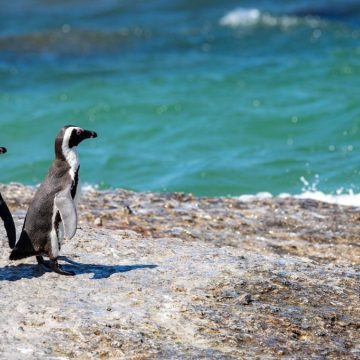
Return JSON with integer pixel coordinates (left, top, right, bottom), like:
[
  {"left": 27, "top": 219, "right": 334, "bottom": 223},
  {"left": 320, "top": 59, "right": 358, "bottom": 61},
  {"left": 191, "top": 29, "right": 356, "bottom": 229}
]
[
  {"left": 0, "top": 193, "right": 16, "bottom": 249},
  {"left": 9, "top": 248, "right": 23, "bottom": 260},
  {"left": 9, "top": 230, "right": 37, "bottom": 261},
  {"left": 9, "top": 247, "right": 37, "bottom": 261}
]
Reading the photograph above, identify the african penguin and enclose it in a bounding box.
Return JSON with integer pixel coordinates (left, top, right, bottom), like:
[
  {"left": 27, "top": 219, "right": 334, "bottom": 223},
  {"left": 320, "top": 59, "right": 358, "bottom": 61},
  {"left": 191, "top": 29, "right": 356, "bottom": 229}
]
[
  {"left": 9, "top": 126, "right": 97, "bottom": 275},
  {"left": 0, "top": 147, "right": 16, "bottom": 249}
]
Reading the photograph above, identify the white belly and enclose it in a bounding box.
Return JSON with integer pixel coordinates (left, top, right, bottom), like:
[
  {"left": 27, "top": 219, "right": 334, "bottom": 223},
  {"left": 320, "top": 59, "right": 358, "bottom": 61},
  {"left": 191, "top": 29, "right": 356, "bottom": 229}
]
[
  {"left": 50, "top": 179, "right": 80, "bottom": 259},
  {"left": 74, "top": 178, "right": 82, "bottom": 205}
]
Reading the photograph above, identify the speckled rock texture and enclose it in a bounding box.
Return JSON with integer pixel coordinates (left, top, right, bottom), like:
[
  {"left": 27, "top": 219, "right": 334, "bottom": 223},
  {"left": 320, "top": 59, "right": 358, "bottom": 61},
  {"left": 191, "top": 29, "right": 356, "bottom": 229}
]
[{"left": 0, "top": 184, "right": 359, "bottom": 359}]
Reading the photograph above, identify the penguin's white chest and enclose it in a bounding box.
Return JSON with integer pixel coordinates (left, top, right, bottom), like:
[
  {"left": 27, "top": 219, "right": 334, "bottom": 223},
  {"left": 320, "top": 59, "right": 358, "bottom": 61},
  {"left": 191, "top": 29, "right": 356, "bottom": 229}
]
[
  {"left": 65, "top": 148, "right": 81, "bottom": 203},
  {"left": 51, "top": 146, "right": 81, "bottom": 257},
  {"left": 73, "top": 176, "right": 81, "bottom": 205},
  {"left": 66, "top": 149, "right": 80, "bottom": 181}
]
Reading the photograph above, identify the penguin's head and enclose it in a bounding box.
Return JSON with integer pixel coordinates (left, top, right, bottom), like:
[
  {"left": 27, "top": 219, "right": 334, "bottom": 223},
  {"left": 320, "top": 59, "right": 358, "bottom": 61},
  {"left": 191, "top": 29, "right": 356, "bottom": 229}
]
[
  {"left": 67, "top": 126, "right": 97, "bottom": 148},
  {"left": 55, "top": 126, "right": 97, "bottom": 160},
  {"left": 0, "top": 147, "right": 7, "bottom": 155}
]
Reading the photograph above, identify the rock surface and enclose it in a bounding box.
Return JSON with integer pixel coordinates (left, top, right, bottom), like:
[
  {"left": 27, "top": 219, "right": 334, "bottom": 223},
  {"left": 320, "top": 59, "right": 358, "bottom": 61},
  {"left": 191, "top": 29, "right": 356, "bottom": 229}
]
[{"left": 0, "top": 184, "right": 359, "bottom": 359}]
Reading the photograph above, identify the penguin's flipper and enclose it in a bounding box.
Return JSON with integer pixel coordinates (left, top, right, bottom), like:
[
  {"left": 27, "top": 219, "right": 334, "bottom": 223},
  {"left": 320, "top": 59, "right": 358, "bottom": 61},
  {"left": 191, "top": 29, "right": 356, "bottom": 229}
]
[
  {"left": 54, "top": 187, "right": 77, "bottom": 240},
  {"left": 0, "top": 193, "right": 16, "bottom": 249}
]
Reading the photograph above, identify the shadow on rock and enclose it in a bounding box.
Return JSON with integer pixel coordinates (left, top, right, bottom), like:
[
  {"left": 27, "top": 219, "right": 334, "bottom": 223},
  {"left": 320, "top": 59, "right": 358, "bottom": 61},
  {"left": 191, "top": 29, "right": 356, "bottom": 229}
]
[
  {"left": 0, "top": 263, "right": 45, "bottom": 281},
  {"left": 60, "top": 256, "right": 158, "bottom": 279},
  {"left": 0, "top": 257, "right": 157, "bottom": 281}
]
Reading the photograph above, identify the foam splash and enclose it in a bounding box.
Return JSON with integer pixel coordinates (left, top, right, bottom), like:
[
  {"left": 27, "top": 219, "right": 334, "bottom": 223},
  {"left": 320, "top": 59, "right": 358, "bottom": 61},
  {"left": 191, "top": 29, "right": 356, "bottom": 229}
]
[
  {"left": 293, "top": 190, "right": 360, "bottom": 207},
  {"left": 219, "top": 8, "right": 263, "bottom": 27},
  {"left": 82, "top": 183, "right": 99, "bottom": 192},
  {"left": 238, "top": 190, "right": 360, "bottom": 207},
  {"left": 238, "top": 176, "right": 360, "bottom": 208},
  {"left": 236, "top": 192, "right": 273, "bottom": 202},
  {"left": 219, "top": 8, "right": 320, "bottom": 28},
  {"left": 70, "top": 179, "right": 360, "bottom": 207}
]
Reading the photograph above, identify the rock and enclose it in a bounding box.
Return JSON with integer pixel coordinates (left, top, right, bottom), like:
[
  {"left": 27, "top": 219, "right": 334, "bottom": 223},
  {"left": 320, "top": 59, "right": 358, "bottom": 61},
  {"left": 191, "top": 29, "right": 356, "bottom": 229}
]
[
  {"left": 238, "top": 293, "right": 253, "bottom": 305},
  {"left": 94, "top": 217, "right": 103, "bottom": 227},
  {"left": 0, "top": 184, "right": 359, "bottom": 359}
]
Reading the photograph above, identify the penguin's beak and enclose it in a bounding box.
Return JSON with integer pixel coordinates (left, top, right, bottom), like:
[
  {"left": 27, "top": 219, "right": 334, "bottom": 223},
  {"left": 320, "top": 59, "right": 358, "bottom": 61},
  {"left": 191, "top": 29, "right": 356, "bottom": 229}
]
[
  {"left": 83, "top": 130, "right": 97, "bottom": 139},
  {"left": 0, "top": 147, "right": 7, "bottom": 155}
]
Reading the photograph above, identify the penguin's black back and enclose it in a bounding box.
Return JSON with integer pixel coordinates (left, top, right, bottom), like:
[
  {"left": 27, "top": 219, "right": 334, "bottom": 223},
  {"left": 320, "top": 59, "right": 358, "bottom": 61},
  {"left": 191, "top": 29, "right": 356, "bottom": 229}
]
[
  {"left": 10, "top": 159, "right": 73, "bottom": 260},
  {"left": 0, "top": 192, "right": 16, "bottom": 249}
]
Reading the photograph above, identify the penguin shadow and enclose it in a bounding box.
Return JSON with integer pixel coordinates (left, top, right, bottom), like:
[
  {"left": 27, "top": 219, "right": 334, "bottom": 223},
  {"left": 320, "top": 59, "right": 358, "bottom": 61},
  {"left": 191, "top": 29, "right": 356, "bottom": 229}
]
[
  {"left": 59, "top": 256, "right": 158, "bottom": 279},
  {"left": 0, "top": 257, "right": 157, "bottom": 281},
  {"left": 0, "top": 262, "right": 45, "bottom": 281}
]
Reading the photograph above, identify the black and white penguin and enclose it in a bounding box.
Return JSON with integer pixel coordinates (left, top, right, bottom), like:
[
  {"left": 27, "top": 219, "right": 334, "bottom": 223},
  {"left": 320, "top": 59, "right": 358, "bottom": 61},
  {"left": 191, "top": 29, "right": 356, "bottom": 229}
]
[
  {"left": 0, "top": 147, "right": 16, "bottom": 248},
  {"left": 9, "top": 126, "right": 97, "bottom": 275}
]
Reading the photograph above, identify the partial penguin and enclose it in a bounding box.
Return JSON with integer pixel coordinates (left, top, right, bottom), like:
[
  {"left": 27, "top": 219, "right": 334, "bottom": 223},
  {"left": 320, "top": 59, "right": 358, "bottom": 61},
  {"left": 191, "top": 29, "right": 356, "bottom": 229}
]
[
  {"left": 0, "top": 147, "right": 16, "bottom": 248},
  {"left": 9, "top": 126, "right": 97, "bottom": 275}
]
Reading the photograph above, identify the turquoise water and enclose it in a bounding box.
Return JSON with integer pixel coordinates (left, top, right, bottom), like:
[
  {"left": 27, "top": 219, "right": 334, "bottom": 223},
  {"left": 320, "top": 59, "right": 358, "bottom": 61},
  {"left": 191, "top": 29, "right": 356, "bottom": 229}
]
[{"left": 1, "top": 1, "right": 360, "bottom": 196}]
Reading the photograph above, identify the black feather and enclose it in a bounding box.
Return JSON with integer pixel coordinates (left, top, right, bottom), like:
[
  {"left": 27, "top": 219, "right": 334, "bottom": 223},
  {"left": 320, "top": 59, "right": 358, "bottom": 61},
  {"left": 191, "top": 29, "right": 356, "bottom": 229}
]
[{"left": 0, "top": 193, "right": 16, "bottom": 249}]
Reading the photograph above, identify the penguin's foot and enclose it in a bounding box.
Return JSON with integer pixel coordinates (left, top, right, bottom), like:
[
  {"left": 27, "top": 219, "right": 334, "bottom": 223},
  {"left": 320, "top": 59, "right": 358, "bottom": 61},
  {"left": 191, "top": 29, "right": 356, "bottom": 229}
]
[
  {"left": 50, "top": 259, "right": 75, "bottom": 276},
  {"left": 36, "top": 255, "right": 51, "bottom": 270}
]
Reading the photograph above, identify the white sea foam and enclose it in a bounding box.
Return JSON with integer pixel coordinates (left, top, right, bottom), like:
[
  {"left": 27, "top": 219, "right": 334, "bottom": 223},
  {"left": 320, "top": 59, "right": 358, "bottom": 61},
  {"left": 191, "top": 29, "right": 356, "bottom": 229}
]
[
  {"left": 295, "top": 190, "right": 360, "bottom": 207},
  {"left": 237, "top": 192, "right": 273, "bottom": 202},
  {"left": 219, "top": 8, "right": 262, "bottom": 27},
  {"left": 81, "top": 183, "right": 99, "bottom": 192},
  {"left": 219, "top": 8, "right": 318, "bottom": 29},
  {"left": 239, "top": 174, "right": 360, "bottom": 207},
  {"left": 239, "top": 189, "right": 360, "bottom": 207}
]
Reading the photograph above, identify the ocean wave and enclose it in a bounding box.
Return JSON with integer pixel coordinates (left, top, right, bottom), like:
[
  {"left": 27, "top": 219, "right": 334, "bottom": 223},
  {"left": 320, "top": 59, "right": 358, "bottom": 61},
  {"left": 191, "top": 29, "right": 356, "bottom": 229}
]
[
  {"left": 82, "top": 184, "right": 360, "bottom": 207},
  {"left": 238, "top": 190, "right": 360, "bottom": 207},
  {"left": 292, "top": 190, "right": 360, "bottom": 207},
  {"left": 219, "top": 8, "right": 321, "bottom": 29},
  {"left": 5, "top": 181, "right": 360, "bottom": 207},
  {"left": 82, "top": 180, "right": 360, "bottom": 207},
  {"left": 238, "top": 174, "right": 360, "bottom": 207}
]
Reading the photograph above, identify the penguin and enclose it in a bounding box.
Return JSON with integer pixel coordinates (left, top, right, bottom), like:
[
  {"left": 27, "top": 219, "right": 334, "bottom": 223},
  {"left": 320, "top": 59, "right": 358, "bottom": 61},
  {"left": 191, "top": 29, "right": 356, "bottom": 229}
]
[
  {"left": 9, "top": 126, "right": 97, "bottom": 275},
  {"left": 0, "top": 147, "right": 16, "bottom": 249}
]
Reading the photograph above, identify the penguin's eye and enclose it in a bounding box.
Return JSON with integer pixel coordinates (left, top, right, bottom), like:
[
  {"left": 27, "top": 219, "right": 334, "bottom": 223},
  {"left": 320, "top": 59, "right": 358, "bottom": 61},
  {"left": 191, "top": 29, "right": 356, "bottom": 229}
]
[{"left": 76, "top": 129, "right": 83, "bottom": 135}]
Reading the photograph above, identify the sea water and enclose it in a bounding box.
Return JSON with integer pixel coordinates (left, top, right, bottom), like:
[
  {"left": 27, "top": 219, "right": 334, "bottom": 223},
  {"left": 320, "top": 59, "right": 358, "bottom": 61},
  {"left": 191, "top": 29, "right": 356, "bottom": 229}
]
[{"left": 1, "top": 0, "right": 360, "bottom": 200}]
